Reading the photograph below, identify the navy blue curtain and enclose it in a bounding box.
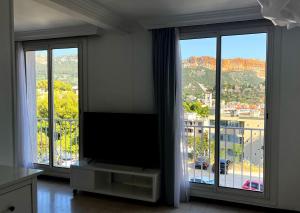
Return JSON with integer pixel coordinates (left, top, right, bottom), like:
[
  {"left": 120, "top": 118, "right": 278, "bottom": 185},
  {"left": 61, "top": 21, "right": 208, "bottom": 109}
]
[{"left": 152, "top": 28, "right": 178, "bottom": 206}]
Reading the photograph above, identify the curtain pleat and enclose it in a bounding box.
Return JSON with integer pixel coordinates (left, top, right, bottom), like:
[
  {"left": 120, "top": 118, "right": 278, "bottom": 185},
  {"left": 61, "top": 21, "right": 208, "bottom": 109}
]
[
  {"left": 152, "top": 28, "right": 189, "bottom": 207},
  {"left": 15, "top": 42, "right": 35, "bottom": 168}
]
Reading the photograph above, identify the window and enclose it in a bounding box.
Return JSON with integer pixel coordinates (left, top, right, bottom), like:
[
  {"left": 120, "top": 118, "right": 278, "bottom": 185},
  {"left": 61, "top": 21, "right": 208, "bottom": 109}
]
[
  {"left": 181, "top": 28, "right": 268, "bottom": 193},
  {"left": 182, "top": 37, "right": 217, "bottom": 185},
  {"left": 25, "top": 43, "right": 81, "bottom": 169}
]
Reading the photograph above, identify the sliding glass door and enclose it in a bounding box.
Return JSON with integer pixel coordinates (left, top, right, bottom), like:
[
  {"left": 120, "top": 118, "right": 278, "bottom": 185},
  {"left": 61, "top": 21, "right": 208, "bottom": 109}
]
[
  {"left": 52, "top": 48, "right": 79, "bottom": 168},
  {"left": 219, "top": 34, "right": 266, "bottom": 190},
  {"left": 181, "top": 38, "right": 217, "bottom": 184},
  {"left": 25, "top": 46, "right": 80, "bottom": 169},
  {"left": 181, "top": 32, "right": 267, "bottom": 193}
]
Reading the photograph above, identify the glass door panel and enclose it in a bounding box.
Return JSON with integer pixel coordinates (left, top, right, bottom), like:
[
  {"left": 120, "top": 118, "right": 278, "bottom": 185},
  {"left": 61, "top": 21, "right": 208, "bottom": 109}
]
[
  {"left": 26, "top": 50, "right": 49, "bottom": 165},
  {"left": 181, "top": 38, "right": 217, "bottom": 184},
  {"left": 219, "top": 33, "right": 267, "bottom": 191},
  {"left": 52, "top": 48, "right": 79, "bottom": 168}
]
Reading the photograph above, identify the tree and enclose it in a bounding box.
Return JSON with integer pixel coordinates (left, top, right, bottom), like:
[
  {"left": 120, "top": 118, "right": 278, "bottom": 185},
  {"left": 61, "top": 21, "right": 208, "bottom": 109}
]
[
  {"left": 36, "top": 80, "right": 79, "bottom": 163},
  {"left": 187, "top": 131, "right": 214, "bottom": 162},
  {"left": 36, "top": 130, "right": 49, "bottom": 161},
  {"left": 183, "top": 102, "right": 191, "bottom": 112},
  {"left": 37, "top": 80, "right": 78, "bottom": 119},
  {"left": 183, "top": 101, "right": 209, "bottom": 118}
]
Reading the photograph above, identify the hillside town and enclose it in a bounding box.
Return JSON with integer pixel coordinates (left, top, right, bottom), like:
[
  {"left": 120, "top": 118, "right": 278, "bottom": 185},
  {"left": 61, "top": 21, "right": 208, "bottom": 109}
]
[{"left": 183, "top": 55, "right": 265, "bottom": 188}]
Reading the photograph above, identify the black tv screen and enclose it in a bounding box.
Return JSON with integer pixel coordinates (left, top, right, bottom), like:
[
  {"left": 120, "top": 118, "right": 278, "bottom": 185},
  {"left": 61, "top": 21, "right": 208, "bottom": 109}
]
[{"left": 83, "top": 112, "right": 160, "bottom": 169}]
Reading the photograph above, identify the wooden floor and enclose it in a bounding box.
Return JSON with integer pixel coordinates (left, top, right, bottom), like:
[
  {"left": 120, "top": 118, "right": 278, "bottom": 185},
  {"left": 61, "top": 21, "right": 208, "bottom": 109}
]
[{"left": 37, "top": 179, "right": 267, "bottom": 213}]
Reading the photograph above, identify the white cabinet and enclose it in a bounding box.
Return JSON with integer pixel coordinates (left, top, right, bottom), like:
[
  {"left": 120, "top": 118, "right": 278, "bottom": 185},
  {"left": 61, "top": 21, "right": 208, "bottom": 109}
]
[
  {"left": 0, "top": 166, "right": 42, "bottom": 213},
  {"left": 71, "top": 162, "right": 160, "bottom": 202},
  {"left": 71, "top": 168, "right": 95, "bottom": 190},
  {"left": 0, "top": 185, "right": 32, "bottom": 213}
]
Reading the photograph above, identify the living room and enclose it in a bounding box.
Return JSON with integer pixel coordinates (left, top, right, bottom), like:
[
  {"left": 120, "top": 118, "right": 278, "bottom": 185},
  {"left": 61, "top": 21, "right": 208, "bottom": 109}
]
[{"left": 0, "top": 0, "right": 300, "bottom": 212}]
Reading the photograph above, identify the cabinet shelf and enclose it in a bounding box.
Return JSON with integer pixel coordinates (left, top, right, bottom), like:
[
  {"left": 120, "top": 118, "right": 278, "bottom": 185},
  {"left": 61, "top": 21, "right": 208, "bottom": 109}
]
[{"left": 71, "top": 162, "right": 160, "bottom": 202}]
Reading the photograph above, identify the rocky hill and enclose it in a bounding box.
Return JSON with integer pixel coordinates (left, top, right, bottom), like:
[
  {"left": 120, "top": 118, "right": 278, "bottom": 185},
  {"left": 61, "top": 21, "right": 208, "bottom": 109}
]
[
  {"left": 183, "top": 56, "right": 265, "bottom": 78},
  {"left": 183, "top": 56, "right": 266, "bottom": 104}
]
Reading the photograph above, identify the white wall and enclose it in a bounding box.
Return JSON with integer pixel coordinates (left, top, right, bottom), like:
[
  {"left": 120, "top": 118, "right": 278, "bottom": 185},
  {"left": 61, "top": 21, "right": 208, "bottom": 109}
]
[
  {"left": 86, "top": 30, "right": 154, "bottom": 114},
  {"left": 85, "top": 27, "right": 300, "bottom": 211},
  {"left": 277, "top": 27, "right": 300, "bottom": 211},
  {"left": 0, "top": 0, "right": 15, "bottom": 166}
]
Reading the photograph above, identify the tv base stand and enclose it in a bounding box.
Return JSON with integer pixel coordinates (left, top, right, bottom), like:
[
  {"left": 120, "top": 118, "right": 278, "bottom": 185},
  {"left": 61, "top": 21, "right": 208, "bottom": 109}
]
[{"left": 70, "top": 161, "right": 160, "bottom": 202}]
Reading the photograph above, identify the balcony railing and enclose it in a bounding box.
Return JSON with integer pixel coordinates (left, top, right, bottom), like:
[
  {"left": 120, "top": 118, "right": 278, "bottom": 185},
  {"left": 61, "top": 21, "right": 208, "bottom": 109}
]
[
  {"left": 36, "top": 118, "right": 79, "bottom": 168},
  {"left": 185, "top": 123, "right": 264, "bottom": 191}
]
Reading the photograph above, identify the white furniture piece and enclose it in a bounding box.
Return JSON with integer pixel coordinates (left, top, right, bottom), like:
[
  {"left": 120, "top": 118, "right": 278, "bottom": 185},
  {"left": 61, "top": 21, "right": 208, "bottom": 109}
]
[
  {"left": 0, "top": 166, "right": 42, "bottom": 213},
  {"left": 71, "top": 161, "right": 160, "bottom": 202}
]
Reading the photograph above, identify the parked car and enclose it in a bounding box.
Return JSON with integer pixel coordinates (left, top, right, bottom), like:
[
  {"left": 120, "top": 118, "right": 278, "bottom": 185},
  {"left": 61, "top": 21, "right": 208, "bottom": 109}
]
[
  {"left": 212, "top": 159, "right": 230, "bottom": 174},
  {"left": 195, "top": 157, "right": 209, "bottom": 170},
  {"left": 242, "top": 180, "right": 264, "bottom": 192}
]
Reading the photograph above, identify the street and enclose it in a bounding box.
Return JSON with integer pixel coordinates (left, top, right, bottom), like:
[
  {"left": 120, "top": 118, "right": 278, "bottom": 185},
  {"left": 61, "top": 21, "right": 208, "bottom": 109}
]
[{"left": 189, "top": 166, "right": 264, "bottom": 189}]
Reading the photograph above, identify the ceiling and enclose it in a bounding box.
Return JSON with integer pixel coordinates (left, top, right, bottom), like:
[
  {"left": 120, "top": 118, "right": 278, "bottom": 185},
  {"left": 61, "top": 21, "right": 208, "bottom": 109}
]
[
  {"left": 14, "top": 0, "right": 85, "bottom": 32},
  {"left": 93, "top": 0, "right": 259, "bottom": 18},
  {"left": 14, "top": 0, "right": 260, "bottom": 32}
]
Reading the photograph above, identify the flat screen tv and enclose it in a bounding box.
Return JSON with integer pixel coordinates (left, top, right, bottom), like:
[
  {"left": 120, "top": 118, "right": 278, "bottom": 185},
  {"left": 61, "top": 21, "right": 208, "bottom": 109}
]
[{"left": 83, "top": 112, "right": 160, "bottom": 169}]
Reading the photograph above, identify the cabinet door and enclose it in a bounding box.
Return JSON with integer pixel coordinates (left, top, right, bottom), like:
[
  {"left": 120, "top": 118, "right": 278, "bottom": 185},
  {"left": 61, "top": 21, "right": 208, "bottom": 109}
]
[{"left": 0, "top": 185, "right": 32, "bottom": 213}]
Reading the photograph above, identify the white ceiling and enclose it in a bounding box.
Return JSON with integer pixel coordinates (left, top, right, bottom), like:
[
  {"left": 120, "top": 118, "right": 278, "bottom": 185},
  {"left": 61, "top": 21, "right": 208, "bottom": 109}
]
[
  {"left": 14, "top": 0, "right": 260, "bottom": 32},
  {"left": 14, "top": 0, "right": 86, "bottom": 32},
  {"left": 93, "top": 0, "right": 259, "bottom": 18}
]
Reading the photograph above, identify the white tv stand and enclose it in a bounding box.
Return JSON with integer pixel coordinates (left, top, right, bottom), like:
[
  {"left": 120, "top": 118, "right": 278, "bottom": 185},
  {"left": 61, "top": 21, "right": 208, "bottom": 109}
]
[{"left": 70, "top": 161, "right": 160, "bottom": 202}]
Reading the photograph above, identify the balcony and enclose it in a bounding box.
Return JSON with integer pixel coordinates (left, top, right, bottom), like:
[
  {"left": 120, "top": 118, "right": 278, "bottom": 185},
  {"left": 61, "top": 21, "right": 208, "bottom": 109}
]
[
  {"left": 185, "top": 123, "right": 264, "bottom": 191},
  {"left": 36, "top": 118, "right": 79, "bottom": 168}
]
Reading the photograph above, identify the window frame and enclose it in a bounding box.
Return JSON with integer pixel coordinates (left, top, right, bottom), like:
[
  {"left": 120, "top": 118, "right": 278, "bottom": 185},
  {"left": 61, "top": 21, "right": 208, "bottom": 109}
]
[
  {"left": 180, "top": 20, "right": 276, "bottom": 206},
  {"left": 23, "top": 38, "right": 87, "bottom": 177}
]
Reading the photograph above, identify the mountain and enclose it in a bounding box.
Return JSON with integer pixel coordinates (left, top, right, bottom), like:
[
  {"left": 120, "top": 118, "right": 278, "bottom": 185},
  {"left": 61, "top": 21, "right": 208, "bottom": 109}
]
[
  {"left": 183, "top": 56, "right": 265, "bottom": 78},
  {"left": 183, "top": 56, "right": 266, "bottom": 104},
  {"left": 35, "top": 55, "right": 78, "bottom": 86},
  {"left": 33, "top": 54, "right": 265, "bottom": 105}
]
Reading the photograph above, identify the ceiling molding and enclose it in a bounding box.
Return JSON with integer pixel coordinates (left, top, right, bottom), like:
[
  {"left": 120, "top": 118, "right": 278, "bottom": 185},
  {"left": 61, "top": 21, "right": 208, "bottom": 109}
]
[
  {"left": 33, "top": 0, "right": 135, "bottom": 33},
  {"left": 15, "top": 25, "right": 103, "bottom": 41},
  {"left": 139, "top": 6, "right": 263, "bottom": 29}
]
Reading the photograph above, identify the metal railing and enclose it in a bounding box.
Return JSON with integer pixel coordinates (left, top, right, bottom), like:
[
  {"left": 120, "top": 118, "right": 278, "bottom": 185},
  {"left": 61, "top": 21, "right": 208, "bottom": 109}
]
[
  {"left": 36, "top": 118, "right": 79, "bottom": 168},
  {"left": 185, "top": 123, "right": 264, "bottom": 191}
]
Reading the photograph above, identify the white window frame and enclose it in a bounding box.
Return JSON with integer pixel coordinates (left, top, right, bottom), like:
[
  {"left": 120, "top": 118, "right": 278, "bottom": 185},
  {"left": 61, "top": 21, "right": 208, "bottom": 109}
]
[
  {"left": 23, "top": 38, "right": 88, "bottom": 177},
  {"left": 180, "top": 20, "right": 278, "bottom": 207}
]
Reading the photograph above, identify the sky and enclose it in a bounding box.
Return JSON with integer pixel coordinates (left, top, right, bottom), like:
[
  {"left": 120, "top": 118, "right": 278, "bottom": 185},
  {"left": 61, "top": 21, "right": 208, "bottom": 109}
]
[
  {"left": 52, "top": 48, "right": 78, "bottom": 56},
  {"left": 35, "top": 48, "right": 78, "bottom": 57},
  {"left": 180, "top": 33, "right": 267, "bottom": 60}
]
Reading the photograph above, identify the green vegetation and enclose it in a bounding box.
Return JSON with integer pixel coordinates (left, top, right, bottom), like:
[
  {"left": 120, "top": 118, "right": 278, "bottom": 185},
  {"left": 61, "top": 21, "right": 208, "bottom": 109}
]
[
  {"left": 183, "top": 101, "right": 209, "bottom": 117},
  {"left": 187, "top": 133, "right": 243, "bottom": 164},
  {"left": 182, "top": 66, "right": 265, "bottom": 104},
  {"left": 187, "top": 132, "right": 214, "bottom": 162},
  {"left": 36, "top": 80, "right": 79, "bottom": 164},
  {"left": 37, "top": 80, "right": 79, "bottom": 119},
  {"left": 34, "top": 54, "right": 79, "bottom": 165}
]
